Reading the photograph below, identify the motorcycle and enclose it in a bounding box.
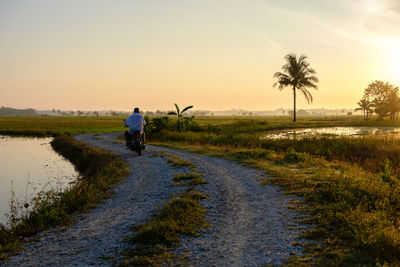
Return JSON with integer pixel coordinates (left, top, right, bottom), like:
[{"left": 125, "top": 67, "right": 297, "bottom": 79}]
[{"left": 125, "top": 130, "right": 145, "bottom": 156}]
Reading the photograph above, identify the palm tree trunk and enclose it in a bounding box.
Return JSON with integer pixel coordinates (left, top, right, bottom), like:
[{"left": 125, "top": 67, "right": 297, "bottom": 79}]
[{"left": 293, "top": 86, "right": 296, "bottom": 122}]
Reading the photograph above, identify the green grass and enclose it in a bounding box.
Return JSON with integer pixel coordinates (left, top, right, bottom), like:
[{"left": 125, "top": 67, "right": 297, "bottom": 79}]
[
  {"left": 350, "top": 119, "right": 400, "bottom": 127},
  {"left": 173, "top": 173, "right": 204, "bottom": 182},
  {"left": 0, "top": 115, "right": 366, "bottom": 137},
  {"left": 193, "top": 115, "right": 360, "bottom": 127},
  {"left": 0, "top": 116, "right": 126, "bottom": 137},
  {"left": 165, "top": 154, "right": 196, "bottom": 170},
  {"left": 0, "top": 136, "right": 129, "bottom": 262},
  {"left": 172, "top": 173, "right": 208, "bottom": 187}
]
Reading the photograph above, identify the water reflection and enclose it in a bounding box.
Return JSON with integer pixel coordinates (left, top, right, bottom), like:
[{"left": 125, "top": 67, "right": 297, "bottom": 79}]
[
  {"left": 0, "top": 135, "right": 78, "bottom": 226},
  {"left": 262, "top": 127, "right": 400, "bottom": 139}
]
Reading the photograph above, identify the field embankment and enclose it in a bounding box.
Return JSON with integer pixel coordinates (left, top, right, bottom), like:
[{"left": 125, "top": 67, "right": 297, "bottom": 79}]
[{"left": 0, "top": 135, "right": 128, "bottom": 262}]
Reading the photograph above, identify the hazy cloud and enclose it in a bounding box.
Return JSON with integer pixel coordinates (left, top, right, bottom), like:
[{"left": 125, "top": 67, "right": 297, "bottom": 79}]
[
  {"left": 359, "top": 0, "right": 400, "bottom": 36},
  {"left": 248, "top": 30, "right": 283, "bottom": 52}
]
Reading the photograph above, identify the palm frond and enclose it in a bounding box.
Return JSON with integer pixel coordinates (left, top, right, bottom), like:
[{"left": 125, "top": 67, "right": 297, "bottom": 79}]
[
  {"left": 181, "top": 105, "right": 193, "bottom": 113},
  {"left": 301, "top": 79, "right": 318, "bottom": 90},
  {"left": 298, "top": 54, "right": 308, "bottom": 64},
  {"left": 299, "top": 87, "right": 313, "bottom": 103},
  {"left": 168, "top": 112, "right": 177, "bottom": 115},
  {"left": 306, "top": 75, "right": 319, "bottom": 84},
  {"left": 174, "top": 103, "right": 180, "bottom": 114}
]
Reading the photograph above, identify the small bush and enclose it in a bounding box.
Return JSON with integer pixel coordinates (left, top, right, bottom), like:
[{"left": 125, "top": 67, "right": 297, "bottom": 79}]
[
  {"left": 145, "top": 116, "right": 173, "bottom": 136},
  {"left": 283, "top": 148, "right": 305, "bottom": 163}
]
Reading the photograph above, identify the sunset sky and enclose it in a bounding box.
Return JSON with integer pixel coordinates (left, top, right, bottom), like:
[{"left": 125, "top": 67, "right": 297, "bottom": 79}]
[{"left": 1, "top": 0, "right": 400, "bottom": 112}]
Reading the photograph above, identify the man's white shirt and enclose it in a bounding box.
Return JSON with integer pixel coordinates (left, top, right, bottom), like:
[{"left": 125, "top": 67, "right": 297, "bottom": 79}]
[{"left": 124, "top": 113, "right": 146, "bottom": 134}]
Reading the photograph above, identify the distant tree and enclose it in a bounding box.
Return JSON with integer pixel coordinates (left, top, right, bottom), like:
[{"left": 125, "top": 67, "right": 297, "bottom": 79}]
[
  {"left": 155, "top": 110, "right": 165, "bottom": 116},
  {"left": 363, "top": 80, "right": 400, "bottom": 120},
  {"left": 386, "top": 89, "right": 400, "bottom": 120},
  {"left": 297, "top": 109, "right": 310, "bottom": 116},
  {"left": 93, "top": 111, "right": 99, "bottom": 116},
  {"left": 77, "top": 110, "right": 84, "bottom": 116},
  {"left": 273, "top": 53, "right": 319, "bottom": 122},
  {"left": 168, "top": 104, "right": 194, "bottom": 132},
  {"left": 355, "top": 98, "right": 373, "bottom": 121}
]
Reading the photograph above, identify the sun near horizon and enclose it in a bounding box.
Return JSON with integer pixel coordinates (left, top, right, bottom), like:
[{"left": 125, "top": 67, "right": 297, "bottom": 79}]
[{"left": 1, "top": 0, "right": 400, "bottom": 112}]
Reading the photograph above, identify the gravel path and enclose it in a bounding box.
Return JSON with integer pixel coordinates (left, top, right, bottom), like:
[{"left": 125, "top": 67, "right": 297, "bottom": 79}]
[{"left": 4, "top": 132, "right": 305, "bottom": 266}]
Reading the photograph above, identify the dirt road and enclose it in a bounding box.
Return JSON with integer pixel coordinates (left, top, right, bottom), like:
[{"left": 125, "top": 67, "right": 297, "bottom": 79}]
[{"left": 4, "top": 132, "right": 305, "bottom": 266}]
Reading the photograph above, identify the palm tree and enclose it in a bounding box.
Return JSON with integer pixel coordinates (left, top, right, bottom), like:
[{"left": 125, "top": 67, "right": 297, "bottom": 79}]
[
  {"left": 168, "top": 104, "right": 194, "bottom": 131},
  {"left": 273, "top": 54, "right": 319, "bottom": 122},
  {"left": 355, "top": 98, "right": 372, "bottom": 121}
]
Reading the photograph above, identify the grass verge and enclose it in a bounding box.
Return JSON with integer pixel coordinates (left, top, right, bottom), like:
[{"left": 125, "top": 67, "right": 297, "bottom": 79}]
[
  {"left": 121, "top": 154, "right": 209, "bottom": 266},
  {"left": 0, "top": 135, "right": 129, "bottom": 262}
]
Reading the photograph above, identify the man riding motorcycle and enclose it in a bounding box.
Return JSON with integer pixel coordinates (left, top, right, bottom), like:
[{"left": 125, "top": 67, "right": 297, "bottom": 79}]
[{"left": 124, "top": 107, "right": 146, "bottom": 148}]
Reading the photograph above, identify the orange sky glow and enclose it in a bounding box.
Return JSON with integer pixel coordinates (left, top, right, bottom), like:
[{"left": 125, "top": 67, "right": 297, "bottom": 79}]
[{"left": 1, "top": 0, "right": 400, "bottom": 112}]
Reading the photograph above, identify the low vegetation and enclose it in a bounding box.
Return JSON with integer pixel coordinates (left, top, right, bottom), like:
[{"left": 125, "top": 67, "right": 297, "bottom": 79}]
[
  {"left": 172, "top": 173, "right": 208, "bottom": 187},
  {"left": 0, "top": 136, "right": 129, "bottom": 262},
  {"left": 145, "top": 117, "right": 400, "bottom": 265},
  {"left": 166, "top": 155, "right": 196, "bottom": 170},
  {"left": 151, "top": 125, "right": 400, "bottom": 179},
  {"left": 167, "top": 104, "right": 195, "bottom": 132}
]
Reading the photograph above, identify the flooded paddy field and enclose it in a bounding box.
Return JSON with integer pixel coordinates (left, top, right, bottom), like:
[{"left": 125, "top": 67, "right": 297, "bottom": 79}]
[
  {"left": 0, "top": 135, "right": 78, "bottom": 226},
  {"left": 262, "top": 126, "right": 400, "bottom": 139}
]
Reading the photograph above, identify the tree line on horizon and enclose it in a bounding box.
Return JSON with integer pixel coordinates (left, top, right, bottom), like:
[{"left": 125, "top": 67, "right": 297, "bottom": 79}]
[{"left": 356, "top": 81, "right": 400, "bottom": 121}]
